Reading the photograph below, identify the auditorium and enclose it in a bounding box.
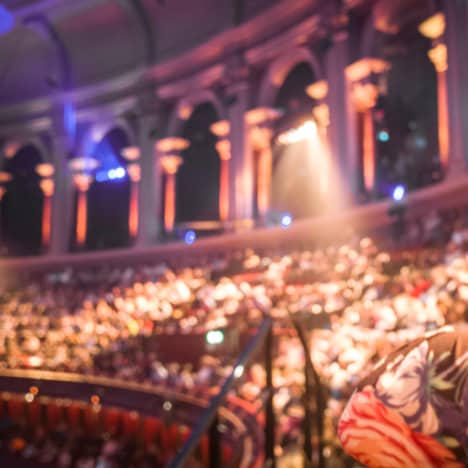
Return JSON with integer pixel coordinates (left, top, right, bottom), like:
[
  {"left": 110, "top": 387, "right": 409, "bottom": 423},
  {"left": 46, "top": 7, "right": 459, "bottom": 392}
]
[{"left": 0, "top": 0, "right": 467, "bottom": 466}]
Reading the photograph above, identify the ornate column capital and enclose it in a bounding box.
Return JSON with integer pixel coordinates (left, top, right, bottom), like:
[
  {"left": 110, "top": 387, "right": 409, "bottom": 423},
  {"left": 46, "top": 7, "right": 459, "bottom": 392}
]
[
  {"left": 351, "top": 82, "right": 379, "bottom": 112},
  {"left": 249, "top": 126, "right": 274, "bottom": 152},
  {"left": 306, "top": 80, "right": 329, "bottom": 101},
  {"left": 419, "top": 12, "right": 446, "bottom": 41},
  {"left": 245, "top": 107, "right": 281, "bottom": 152},
  {"left": 216, "top": 139, "right": 231, "bottom": 161},
  {"left": 72, "top": 173, "right": 93, "bottom": 193},
  {"left": 313, "top": 103, "right": 331, "bottom": 128},
  {"left": 35, "top": 163, "right": 55, "bottom": 179},
  {"left": 346, "top": 58, "right": 391, "bottom": 84},
  {"left": 160, "top": 155, "right": 183, "bottom": 175},
  {"left": 428, "top": 43, "right": 448, "bottom": 73},
  {"left": 155, "top": 137, "right": 189, "bottom": 154},
  {"left": 122, "top": 146, "right": 141, "bottom": 162},
  {"left": 210, "top": 120, "right": 230, "bottom": 139},
  {"left": 39, "top": 179, "right": 55, "bottom": 197},
  {"left": 245, "top": 107, "right": 282, "bottom": 128},
  {"left": 127, "top": 163, "right": 141, "bottom": 183}
]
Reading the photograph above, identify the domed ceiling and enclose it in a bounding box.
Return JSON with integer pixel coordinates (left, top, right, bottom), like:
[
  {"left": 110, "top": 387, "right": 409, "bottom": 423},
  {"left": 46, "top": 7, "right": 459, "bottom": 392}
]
[{"left": 0, "top": 0, "right": 276, "bottom": 106}]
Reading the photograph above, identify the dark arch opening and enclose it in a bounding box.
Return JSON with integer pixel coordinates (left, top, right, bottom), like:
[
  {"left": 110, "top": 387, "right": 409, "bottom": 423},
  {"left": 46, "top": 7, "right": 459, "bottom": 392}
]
[
  {"left": 175, "top": 102, "right": 220, "bottom": 225},
  {"left": 1, "top": 145, "right": 43, "bottom": 256},
  {"left": 374, "top": 23, "right": 439, "bottom": 197},
  {"left": 84, "top": 127, "right": 131, "bottom": 250},
  {"left": 271, "top": 62, "right": 322, "bottom": 220}
]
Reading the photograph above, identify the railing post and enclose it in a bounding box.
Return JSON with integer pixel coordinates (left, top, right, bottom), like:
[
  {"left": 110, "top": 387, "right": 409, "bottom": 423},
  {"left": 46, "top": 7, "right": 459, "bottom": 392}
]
[
  {"left": 264, "top": 327, "right": 276, "bottom": 468},
  {"left": 209, "top": 411, "right": 221, "bottom": 468},
  {"left": 303, "top": 358, "right": 313, "bottom": 468}
]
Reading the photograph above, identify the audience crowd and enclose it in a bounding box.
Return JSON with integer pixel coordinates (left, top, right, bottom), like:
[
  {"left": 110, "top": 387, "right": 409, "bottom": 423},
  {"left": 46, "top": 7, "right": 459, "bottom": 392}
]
[{"left": 0, "top": 207, "right": 468, "bottom": 465}]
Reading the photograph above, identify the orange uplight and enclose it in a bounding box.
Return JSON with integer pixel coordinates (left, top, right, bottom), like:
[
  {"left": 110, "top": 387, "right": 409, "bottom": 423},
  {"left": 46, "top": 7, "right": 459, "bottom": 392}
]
[
  {"left": 164, "top": 173, "right": 176, "bottom": 233},
  {"left": 35, "top": 163, "right": 55, "bottom": 178},
  {"left": 362, "top": 110, "right": 376, "bottom": 192},
  {"left": 129, "top": 182, "right": 139, "bottom": 239},
  {"left": 76, "top": 190, "right": 88, "bottom": 247},
  {"left": 216, "top": 139, "right": 231, "bottom": 222},
  {"left": 41, "top": 192, "right": 52, "bottom": 248}
]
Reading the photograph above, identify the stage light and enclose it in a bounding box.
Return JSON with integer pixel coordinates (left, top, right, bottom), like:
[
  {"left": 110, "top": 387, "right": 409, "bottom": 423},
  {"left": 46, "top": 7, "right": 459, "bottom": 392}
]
[
  {"left": 392, "top": 184, "right": 406, "bottom": 202},
  {"left": 234, "top": 365, "right": 244, "bottom": 379},
  {"left": 206, "top": 329, "right": 224, "bottom": 345},
  {"left": 95, "top": 167, "right": 127, "bottom": 182},
  {"left": 277, "top": 120, "right": 317, "bottom": 145},
  {"left": 184, "top": 230, "right": 196, "bottom": 245},
  {"left": 0, "top": 6, "right": 15, "bottom": 36},
  {"left": 378, "top": 130, "right": 390, "bottom": 142},
  {"left": 281, "top": 213, "right": 293, "bottom": 228}
]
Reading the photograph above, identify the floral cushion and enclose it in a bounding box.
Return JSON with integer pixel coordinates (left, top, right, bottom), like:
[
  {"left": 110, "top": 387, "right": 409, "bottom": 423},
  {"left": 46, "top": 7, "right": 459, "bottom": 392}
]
[{"left": 338, "top": 326, "right": 468, "bottom": 467}]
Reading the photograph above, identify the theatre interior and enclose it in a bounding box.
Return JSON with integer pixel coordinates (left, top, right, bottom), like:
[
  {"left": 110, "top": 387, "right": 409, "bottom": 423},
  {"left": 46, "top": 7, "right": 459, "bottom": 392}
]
[{"left": 0, "top": 0, "right": 467, "bottom": 466}]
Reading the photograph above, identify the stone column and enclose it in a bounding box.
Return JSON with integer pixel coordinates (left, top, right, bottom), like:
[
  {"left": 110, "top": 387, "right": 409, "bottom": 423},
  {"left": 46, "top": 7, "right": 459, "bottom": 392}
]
[
  {"left": 122, "top": 146, "right": 141, "bottom": 243},
  {"left": 0, "top": 171, "right": 12, "bottom": 253},
  {"left": 245, "top": 107, "right": 281, "bottom": 221},
  {"left": 419, "top": 13, "right": 450, "bottom": 172},
  {"left": 156, "top": 138, "right": 189, "bottom": 235},
  {"left": 442, "top": 1, "right": 468, "bottom": 175},
  {"left": 346, "top": 58, "right": 390, "bottom": 196},
  {"left": 49, "top": 133, "right": 73, "bottom": 255},
  {"left": 35, "top": 163, "right": 55, "bottom": 250},
  {"left": 226, "top": 81, "right": 252, "bottom": 229},
  {"left": 210, "top": 120, "right": 231, "bottom": 224},
  {"left": 135, "top": 112, "right": 162, "bottom": 246}
]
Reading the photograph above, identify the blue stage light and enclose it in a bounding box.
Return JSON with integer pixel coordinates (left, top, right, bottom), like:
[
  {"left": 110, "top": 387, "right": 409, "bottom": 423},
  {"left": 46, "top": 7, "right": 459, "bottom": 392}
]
[
  {"left": 378, "top": 130, "right": 390, "bottom": 142},
  {"left": 281, "top": 213, "right": 292, "bottom": 228},
  {"left": 392, "top": 185, "right": 406, "bottom": 202},
  {"left": 0, "top": 6, "right": 15, "bottom": 36},
  {"left": 184, "top": 230, "right": 196, "bottom": 244}
]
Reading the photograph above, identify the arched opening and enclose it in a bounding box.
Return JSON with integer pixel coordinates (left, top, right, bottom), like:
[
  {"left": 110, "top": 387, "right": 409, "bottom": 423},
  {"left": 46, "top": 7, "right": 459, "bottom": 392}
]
[
  {"left": 84, "top": 127, "right": 131, "bottom": 250},
  {"left": 271, "top": 62, "right": 324, "bottom": 220},
  {"left": 1, "top": 145, "right": 43, "bottom": 256},
  {"left": 374, "top": 22, "right": 439, "bottom": 197},
  {"left": 175, "top": 103, "right": 220, "bottom": 227}
]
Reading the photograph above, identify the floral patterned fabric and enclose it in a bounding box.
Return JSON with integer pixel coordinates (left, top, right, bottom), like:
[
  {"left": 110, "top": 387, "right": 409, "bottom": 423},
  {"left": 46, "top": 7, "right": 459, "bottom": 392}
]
[{"left": 338, "top": 326, "right": 468, "bottom": 467}]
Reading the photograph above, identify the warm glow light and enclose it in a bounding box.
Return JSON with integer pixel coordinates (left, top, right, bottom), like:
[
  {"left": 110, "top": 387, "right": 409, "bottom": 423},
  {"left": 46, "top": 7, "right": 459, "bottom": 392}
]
[
  {"left": 35, "top": 163, "right": 55, "bottom": 178},
  {"left": 346, "top": 58, "right": 391, "bottom": 83},
  {"left": 156, "top": 138, "right": 189, "bottom": 154},
  {"left": 210, "top": 120, "right": 230, "bottom": 138},
  {"left": 3, "top": 141, "right": 20, "bottom": 159},
  {"left": 245, "top": 107, "right": 282, "bottom": 127},
  {"left": 69, "top": 157, "right": 99, "bottom": 173},
  {"left": 306, "top": 80, "right": 328, "bottom": 100},
  {"left": 0, "top": 171, "right": 12, "bottom": 184},
  {"left": 277, "top": 120, "right": 318, "bottom": 145},
  {"left": 418, "top": 13, "right": 446, "bottom": 40},
  {"left": 121, "top": 146, "right": 141, "bottom": 162},
  {"left": 428, "top": 43, "right": 448, "bottom": 73}
]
